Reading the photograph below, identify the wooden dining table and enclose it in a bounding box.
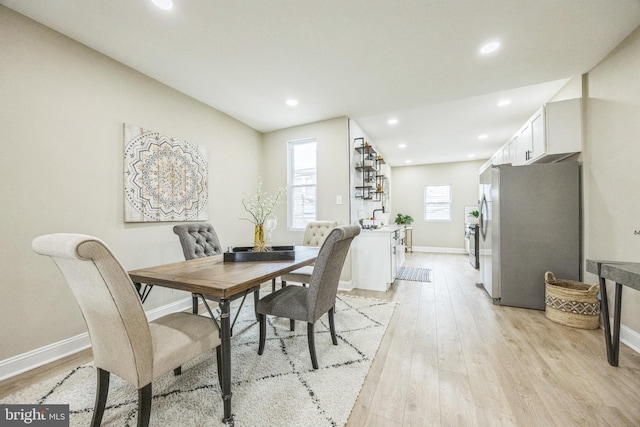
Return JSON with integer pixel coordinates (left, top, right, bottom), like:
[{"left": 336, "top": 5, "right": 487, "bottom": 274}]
[{"left": 128, "top": 246, "right": 319, "bottom": 425}]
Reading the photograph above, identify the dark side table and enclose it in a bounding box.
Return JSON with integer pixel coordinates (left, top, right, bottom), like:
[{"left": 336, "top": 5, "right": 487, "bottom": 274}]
[{"left": 586, "top": 259, "right": 640, "bottom": 366}]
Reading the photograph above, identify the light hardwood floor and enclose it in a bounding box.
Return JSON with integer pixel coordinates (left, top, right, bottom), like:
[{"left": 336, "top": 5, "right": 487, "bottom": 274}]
[
  {"left": 345, "top": 252, "right": 640, "bottom": 426},
  {"left": 2, "top": 252, "right": 640, "bottom": 426}
]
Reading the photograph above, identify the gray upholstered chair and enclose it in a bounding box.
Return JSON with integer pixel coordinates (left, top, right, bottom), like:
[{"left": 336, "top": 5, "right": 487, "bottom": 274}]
[
  {"left": 173, "top": 223, "right": 260, "bottom": 331},
  {"left": 257, "top": 225, "right": 360, "bottom": 369},
  {"left": 279, "top": 220, "right": 337, "bottom": 289},
  {"left": 32, "top": 233, "right": 221, "bottom": 427}
]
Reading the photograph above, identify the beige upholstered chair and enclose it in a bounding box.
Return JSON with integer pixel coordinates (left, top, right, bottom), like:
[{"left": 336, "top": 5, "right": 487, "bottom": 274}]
[
  {"left": 257, "top": 225, "right": 360, "bottom": 369},
  {"left": 32, "top": 233, "right": 221, "bottom": 427},
  {"left": 280, "top": 220, "right": 337, "bottom": 288}
]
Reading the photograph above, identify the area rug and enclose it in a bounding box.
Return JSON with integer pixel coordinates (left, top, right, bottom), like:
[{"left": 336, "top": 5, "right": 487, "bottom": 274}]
[
  {"left": 396, "top": 267, "right": 431, "bottom": 282},
  {"left": 1, "top": 293, "right": 396, "bottom": 426}
]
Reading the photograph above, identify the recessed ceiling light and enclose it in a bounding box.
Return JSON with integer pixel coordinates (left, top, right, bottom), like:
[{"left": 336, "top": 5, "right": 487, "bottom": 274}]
[
  {"left": 405, "top": 160, "right": 412, "bottom": 164},
  {"left": 151, "top": 0, "right": 173, "bottom": 10},
  {"left": 388, "top": 118, "right": 398, "bottom": 125},
  {"left": 478, "top": 134, "right": 488, "bottom": 140},
  {"left": 286, "top": 99, "right": 298, "bottom": 106},
  {"left": 398, "top": 143, "right": 407, "bottom": 149},
  {"left": 468, "top": 154, "right": 476, "bottom": 158},
  {"left": 498, "top": 99, "right": 511, "bottom": 107},
  {"left": 480, "top": 41, "right": 501, "bottom": 54}
]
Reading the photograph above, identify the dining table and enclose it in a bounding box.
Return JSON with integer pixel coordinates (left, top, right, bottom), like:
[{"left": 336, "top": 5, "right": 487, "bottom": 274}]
[
  {"left": 586, "top": 259, "right": 640, "bottom": 367},
  {"left": 128, "top": 246, "right": 319, "bottom": 425}
]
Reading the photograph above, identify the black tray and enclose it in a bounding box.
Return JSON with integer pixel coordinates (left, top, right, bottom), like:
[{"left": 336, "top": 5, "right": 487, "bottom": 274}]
[{"left": 223, "top": 245, "right": 295, "bottom": 262}]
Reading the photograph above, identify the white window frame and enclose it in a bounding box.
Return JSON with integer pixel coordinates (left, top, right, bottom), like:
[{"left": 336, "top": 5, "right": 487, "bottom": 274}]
[
  {"left": 424, "top": 184, "right": 452, "bottom": 222},
  {"left": 288, "top": 138, "right": 317, "bottom": 230}
]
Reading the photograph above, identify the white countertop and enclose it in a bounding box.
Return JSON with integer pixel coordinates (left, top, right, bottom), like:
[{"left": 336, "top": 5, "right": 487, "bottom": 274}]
[{"left": 360, "top": 225, "right": 402, "bottom": 233}]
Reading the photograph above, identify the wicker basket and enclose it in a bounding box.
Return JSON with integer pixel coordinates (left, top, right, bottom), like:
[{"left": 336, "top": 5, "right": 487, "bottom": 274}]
[{"left": 544, "top": 271, "right": 600, "bottom": 329}]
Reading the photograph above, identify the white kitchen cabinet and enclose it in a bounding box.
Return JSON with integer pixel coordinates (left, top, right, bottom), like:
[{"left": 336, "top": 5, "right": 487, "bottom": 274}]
[
  {"left": 513, "top": 98, "right": 582, "bottom": 165},
  {"left": 494, "top": 138, "right": 514, "bottom": 165},
  {"left": 352, "top": 226, "right": 404, "bottom": 291}
]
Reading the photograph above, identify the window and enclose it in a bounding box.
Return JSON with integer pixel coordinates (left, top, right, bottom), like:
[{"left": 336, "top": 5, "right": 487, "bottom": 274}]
[
  {"left": 424, "top": 185, "right": 452, "bottom": 221},
  {"left": 288, "top": 138, "right": 317, "bottom": 230}
]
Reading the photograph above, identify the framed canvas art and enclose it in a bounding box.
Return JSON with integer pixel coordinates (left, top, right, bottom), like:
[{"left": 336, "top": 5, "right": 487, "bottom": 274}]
[{"left": 123, "top": 124, "right": 208, "bottom": 222}]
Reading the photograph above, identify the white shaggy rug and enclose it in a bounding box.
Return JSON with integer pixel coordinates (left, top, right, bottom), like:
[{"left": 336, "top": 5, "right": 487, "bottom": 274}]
[{"left": 1, "top": 293, "right": 396, "bottom": 426}]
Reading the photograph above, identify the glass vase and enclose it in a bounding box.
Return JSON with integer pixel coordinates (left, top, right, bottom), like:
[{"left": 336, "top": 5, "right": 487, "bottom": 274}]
[{"left": 253, "top": 224, "right": 267, "bottom": 252}]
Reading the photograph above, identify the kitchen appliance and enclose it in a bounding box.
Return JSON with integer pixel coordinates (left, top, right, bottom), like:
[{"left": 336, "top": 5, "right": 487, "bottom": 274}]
[
  {"left": 477, "top": 162, "right": 579, "bottom": 310},
  {"left": 465, "top": 223, "right": 479, "bottom": 269}
]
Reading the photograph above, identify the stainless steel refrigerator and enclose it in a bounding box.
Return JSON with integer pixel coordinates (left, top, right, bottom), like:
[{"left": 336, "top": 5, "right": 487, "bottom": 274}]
[{"left": 478, "top": 162, "right": 580, "bottom": 310}]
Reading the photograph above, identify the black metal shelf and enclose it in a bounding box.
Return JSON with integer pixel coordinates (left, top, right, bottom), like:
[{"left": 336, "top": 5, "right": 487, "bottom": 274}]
[{"left": 353, "top": 137, "right": 385, "bottom": 202}]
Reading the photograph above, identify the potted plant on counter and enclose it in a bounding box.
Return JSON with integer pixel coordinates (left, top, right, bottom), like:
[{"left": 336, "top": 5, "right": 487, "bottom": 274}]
[{"left": 394, "top": 213, "right": 414, "bottom": 228}]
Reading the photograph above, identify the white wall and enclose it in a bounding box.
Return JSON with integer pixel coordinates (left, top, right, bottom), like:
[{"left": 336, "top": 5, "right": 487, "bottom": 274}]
[
  {"left": 391, "top": 160, "right": 486, "bottom": 251},
  {"left": 261, "top": 117, "right": 353, "bottom": 280},
  {"left": 583, "top": 25, "right": 640, "bottom": 334},
  {"left": 0, "top": 7, "right": 262, "bottom": 361}
]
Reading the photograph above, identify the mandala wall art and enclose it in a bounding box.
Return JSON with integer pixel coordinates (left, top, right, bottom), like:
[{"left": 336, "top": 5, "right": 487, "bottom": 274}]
[{"left": 123, "top": 124, "right": 208, "bottom": 222}]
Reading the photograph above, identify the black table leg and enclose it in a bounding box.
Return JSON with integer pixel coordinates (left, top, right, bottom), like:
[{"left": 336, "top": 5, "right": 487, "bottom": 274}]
[
  {"left": 219, "top": 298, "right": 234, "bottom": 425},
  {"left": 598, "top": 273, "right": 615, "bottom": 365},
  {"left": 611, "top": 282, "right": 623, "bottom": 366}
]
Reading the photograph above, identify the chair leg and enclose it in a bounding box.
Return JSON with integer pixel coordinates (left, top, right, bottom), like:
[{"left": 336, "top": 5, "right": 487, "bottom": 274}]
[
  {"left": 91, "top": 368, "right": 109, "bottom": 427},
  {"left": 258, "top": 313, "right": 266, "bottom": 355},
  {"left": 192, "top": 294, "right": 199, "bottom": 314},
  {"left": 282, "top": 280, "right": 287, "bottom": 287},
  {"left": 137, "top": 383, "right": 152, "bottom": 427},
  {"left": 328, "top": 307, "right": 338, "bottom": 345},
  {"left": 272, "top": 278, "right": 276, "bottom": 292},
  {"left": 173, "top": 366, "right": 182, "bottom": 376},
  {"left": 290, "top": 319, "right": 295, "bottom": 331},
  {"left": 307, "top": 323, "right": 319, "bottom": 369}
]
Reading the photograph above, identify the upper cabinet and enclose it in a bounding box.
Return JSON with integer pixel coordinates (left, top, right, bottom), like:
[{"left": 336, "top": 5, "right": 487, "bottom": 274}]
[{"left": 512, "top": 98, "right": 582, "bottom": 165}]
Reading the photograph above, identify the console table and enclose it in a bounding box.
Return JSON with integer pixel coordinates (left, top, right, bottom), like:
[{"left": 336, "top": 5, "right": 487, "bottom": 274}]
[{"left": 586, "top": 259, "right": 640, "bottom": 366}]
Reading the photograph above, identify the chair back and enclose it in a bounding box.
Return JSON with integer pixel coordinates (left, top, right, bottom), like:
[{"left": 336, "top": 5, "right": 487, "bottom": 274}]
[
  {"left": 306, "top": 225, "right": 360, "bottom": 322},
  {"left": 301, "top": 221, "right": 338, "bottom": 246},
  {"left": 32, "top": 234, "right": 153, "bottom": 388},
  {"left": 173, "top": 223, "right": 222, "bottom": 260}
]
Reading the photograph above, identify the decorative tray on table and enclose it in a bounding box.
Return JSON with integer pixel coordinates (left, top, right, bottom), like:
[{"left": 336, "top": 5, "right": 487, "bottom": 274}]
[{"left": 223, "top": 245, "right": 295, "bottom": 262}]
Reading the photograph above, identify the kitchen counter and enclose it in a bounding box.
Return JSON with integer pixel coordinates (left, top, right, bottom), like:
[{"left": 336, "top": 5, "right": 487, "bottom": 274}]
[
  {"left": 360, "top": 225, "right": 403, "bottom": 233},
  {"left": 586, "top": 259, "right": 640, "bottom": 366},
  {"left": 352, "top": 226, "right": 405, "bottom": 291}
]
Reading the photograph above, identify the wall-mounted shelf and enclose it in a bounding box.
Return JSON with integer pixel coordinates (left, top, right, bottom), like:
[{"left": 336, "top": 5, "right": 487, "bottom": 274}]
[{"left": 353, "top": 137, "right": 385, "bottom": 201}]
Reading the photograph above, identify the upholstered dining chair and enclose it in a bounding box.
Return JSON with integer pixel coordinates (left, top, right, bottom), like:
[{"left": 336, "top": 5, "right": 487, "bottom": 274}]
[
  {"left": 279, "top": 220, "right": 337, "bottom": 289},
  {"left": 173, "top": 223, "right": 260, "bottom": 332},
  {"left": 32, "top": 233, "right": 221, "bottom": 427},
  {"left": 256, "top": 225, "right": 360, "bottom": 369}
]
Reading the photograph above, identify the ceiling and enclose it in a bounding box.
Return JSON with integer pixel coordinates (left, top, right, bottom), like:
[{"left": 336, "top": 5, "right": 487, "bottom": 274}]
[{"left": 2, "top": 0, "right": 639, "bottom": 166}]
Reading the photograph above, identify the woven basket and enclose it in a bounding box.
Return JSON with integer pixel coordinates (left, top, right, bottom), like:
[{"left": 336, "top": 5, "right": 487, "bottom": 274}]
[{"left": 544, "top": 271, "right": 600, "bottom": 329}]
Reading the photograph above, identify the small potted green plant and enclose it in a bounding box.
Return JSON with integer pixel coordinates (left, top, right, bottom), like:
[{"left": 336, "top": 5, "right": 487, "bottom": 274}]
[{"left": 394, "top": 213, "right": 414, "bottom": 227}]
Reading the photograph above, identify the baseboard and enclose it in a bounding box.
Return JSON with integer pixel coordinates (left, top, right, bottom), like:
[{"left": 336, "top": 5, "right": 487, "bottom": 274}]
[
  {"left": 0, "top": 297, "right": 192, "bottom": 382},
  {"left": 619, "top": 321, "right": 640, "bottom": 354},
  {"left": 411, "top": 246, "right": 466, "bottom": 254},
  {"left": 338, "top": 279, "right": 354, "bottom": 292}
]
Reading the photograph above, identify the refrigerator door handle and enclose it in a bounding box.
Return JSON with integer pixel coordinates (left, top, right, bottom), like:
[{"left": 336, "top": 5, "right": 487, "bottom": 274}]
[{"left": 480, "top": 194, "right": 488, "bottom": 241}]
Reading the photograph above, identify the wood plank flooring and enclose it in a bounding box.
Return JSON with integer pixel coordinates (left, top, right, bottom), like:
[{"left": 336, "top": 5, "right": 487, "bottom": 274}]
[
  {"left": 345, "top": 252, "right": 640, "bottom": 426},
  {"left": 2, "top": 252, "right": 640, "bottom": 426}
]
